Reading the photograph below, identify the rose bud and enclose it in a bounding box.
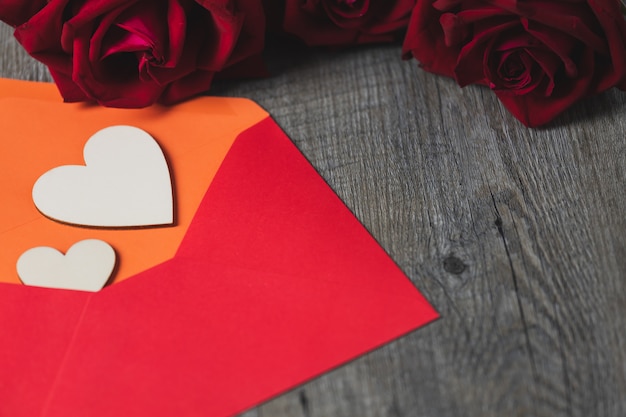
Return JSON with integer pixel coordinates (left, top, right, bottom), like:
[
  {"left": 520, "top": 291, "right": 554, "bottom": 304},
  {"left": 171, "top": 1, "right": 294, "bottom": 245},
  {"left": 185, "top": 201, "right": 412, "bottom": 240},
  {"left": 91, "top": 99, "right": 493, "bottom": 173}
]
[
  {"left": 1, "top": 0, "right": 266, "bottom": 107},
  {"left": 402, "top": 0, "right": 626, "bottom": 127}
]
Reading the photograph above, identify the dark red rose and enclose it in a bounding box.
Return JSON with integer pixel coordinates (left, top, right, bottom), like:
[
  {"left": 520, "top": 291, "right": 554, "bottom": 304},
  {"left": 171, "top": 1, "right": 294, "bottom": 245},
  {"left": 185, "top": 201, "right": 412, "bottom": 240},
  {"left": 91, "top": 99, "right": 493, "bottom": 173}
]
[
  {"left": 402, "top": 0, "right": 626, "bottom": 127},
  {"left": 1, "top": 0, "right": 266, "bottom": 107},
  {"left": 281, "top": 0, "right": 416, "bottom": 46}
]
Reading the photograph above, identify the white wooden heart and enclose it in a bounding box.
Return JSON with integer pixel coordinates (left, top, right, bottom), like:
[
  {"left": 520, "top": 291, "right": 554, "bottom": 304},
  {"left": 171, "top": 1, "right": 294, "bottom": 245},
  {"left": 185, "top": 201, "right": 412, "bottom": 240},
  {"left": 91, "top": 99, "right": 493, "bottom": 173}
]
[
  {"left": 32, "top": 125, "right": 173, "bottom": 227},
  {"left": 16, "top": 239, "right": 116, "bottom": 292}
]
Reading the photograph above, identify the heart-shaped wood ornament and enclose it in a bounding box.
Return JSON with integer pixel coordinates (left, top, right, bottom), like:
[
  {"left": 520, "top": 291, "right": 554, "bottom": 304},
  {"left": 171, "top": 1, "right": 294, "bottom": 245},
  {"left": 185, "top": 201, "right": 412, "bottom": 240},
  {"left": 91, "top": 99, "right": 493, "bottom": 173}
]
[
  {"left": 16, "top": 239, "right": 116, "bottom": 292},
  {"left": 32, "top": 125, "right": 173, "bottom": 228}
]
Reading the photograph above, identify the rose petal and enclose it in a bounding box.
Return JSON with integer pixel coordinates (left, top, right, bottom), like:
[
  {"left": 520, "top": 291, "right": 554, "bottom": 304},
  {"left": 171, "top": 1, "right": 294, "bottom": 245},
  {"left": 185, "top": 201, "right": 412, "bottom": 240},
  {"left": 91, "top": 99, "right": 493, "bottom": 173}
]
[
  {"left": 101, "top": 29, "right": 151, "bottom": 58},
  {"left": 87, "top": 7, "right": 133, "bottom": 81},
  {"left": 432, "top": 0, "right": 464, "bottom": 12},
  {"left": 495, "top": 47, "right": 596, "bottom": 126},
  {"left": 283, "top": 0, "right": 411, "bottom": 45},
  {"left": 116, "top": 7, "right": 166, "bottom": 48},
  {"left": 160, "top": 69, "right": 215, "bottom": 104},
  {"left": 64, "top": 0, "right": 135, "bottom": 28},
  {"left": 455, "top": 19, "right": 519, "bottom": 86},
  {"left": 480, "top": 20, "right": 571, "bottom": 95},
  {"left": 587, "top": 0, "right": 626, "bottom": 91},
  {"left": 486, "top": 0, "right": 608, "bottom": 54},
  {"left": 164, "top": 0, "right": 189, "bottom": 67},
  {"left": 440, "top": 13, "right": 468, "bottom": 47},
  {"left": 496, "top": 50, "right": 531, "bottom": 87},
  {"left": 456, "top": 6, "right": 513, "bottom": 25},
  {"left": 522, "top": 18, "right": 578, "bottom": 77},
  {"left": 525, "top": 47, "right": 559, "bottom": 95},
  {"left": 48, "top": 67, "right": 89, "bottom": 102},
  {"left": 300, "top": 0, "right": 322, "bottom": 15},
  {"left": 402, "top": 0, "right": 459, "bottom": 78},
  {"left": 322, "top": 0, "right": 370, "bottom": 20},
  {"left": 194, "top": 3, "right": 242, "bottom": 70},
  {"left": 0, "top": 0, "right": 48, "bottom": 27},
  {"left": 15, "top": 0, "right": 68, "bottom": 53}
]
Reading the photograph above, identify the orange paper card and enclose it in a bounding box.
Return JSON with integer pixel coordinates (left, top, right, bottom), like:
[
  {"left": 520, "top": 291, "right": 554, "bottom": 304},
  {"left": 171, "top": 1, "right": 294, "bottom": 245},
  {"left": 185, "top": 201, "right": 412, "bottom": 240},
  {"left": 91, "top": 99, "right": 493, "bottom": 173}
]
[{"left": 0, "top": 78, "right": 438, "bottom": 417}]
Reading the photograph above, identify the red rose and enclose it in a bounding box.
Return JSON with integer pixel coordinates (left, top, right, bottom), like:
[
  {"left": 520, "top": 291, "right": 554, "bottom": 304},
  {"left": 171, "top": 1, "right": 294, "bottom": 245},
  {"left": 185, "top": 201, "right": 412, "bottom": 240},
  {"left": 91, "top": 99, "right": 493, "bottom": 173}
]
[
  {"left": 281, "top": 0, "right": 416, "bottom": 46},
  {"left": 1, "top": 0, "right": 265, "bottom": 107},
  {"left": 402, "top": 0, "right": 626, "bottom": 127}
]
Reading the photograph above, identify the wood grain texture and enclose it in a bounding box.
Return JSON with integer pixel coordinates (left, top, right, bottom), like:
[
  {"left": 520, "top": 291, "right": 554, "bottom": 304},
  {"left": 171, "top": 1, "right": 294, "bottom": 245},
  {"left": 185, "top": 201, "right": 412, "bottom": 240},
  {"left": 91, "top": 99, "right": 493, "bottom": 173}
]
[{"left": 2, "top": 21, "right": 625, "bottom": 417}]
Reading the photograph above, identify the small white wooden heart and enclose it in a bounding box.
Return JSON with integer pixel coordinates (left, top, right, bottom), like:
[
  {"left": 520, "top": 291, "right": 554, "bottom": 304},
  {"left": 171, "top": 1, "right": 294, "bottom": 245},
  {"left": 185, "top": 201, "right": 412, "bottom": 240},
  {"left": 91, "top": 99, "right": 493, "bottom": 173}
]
[
  {"left": 16, "top": 239, "right": 116, "bottom": 292},
  {"left": 32, "top": 125, "right": 173, "bottom": 227}
]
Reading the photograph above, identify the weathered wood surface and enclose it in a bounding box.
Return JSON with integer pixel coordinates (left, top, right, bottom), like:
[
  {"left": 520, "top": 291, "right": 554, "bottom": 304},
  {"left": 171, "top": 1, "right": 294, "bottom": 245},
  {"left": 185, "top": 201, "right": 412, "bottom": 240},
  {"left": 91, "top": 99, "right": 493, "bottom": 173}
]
[{"left": 2, "top": 21, "right": 626, "bottom": 417}]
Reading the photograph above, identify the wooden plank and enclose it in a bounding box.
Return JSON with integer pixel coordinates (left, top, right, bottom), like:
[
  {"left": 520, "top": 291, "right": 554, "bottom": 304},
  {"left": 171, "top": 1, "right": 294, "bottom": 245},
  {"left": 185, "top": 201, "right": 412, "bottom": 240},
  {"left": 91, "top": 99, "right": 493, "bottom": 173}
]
[
  {"left": 0, "top": 24, "right": 51, "bottom": 82},
  {"left": 1, "top": 21, "right": 625, "bottom": 417}
]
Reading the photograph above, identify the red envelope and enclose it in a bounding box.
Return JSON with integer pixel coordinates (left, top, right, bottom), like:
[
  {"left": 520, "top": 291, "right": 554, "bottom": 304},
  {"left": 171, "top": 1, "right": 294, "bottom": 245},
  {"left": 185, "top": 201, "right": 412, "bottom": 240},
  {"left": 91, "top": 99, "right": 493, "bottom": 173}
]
[{"left": 0, "top": 79, "right": 438, "bottom": 417}]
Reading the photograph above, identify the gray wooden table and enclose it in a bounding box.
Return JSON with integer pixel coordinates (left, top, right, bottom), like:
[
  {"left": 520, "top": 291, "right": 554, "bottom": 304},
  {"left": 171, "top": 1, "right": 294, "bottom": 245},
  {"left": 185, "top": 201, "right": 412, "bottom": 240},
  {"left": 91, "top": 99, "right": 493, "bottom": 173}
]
[{"left": 2, "top": 21, "right": 625, "bottom": 417}]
